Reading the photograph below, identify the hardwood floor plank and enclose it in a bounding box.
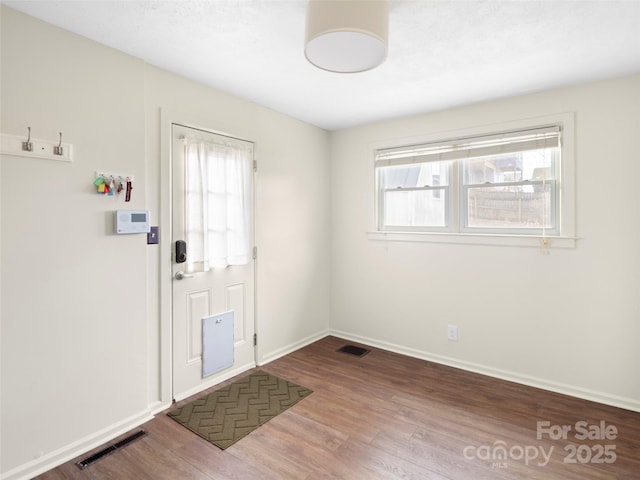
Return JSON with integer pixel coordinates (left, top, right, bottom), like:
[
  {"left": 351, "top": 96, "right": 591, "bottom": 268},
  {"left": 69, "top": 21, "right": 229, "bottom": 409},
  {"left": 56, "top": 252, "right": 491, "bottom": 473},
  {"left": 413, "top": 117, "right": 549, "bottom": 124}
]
[
  {"left": 35, "top": 335, "right": 640, "bottom": 480},
  {"left": 288, "top": 392, "right": 382, "bottom": 444},
  {"left": 333, "top": 437, "right": 449, "bottom": 480},
  {"left": 116, "top": 433, "right": 214, "bottom": 480},
  {"left": 266, "top": 409, "right": 348, "bottom": 452},
  {"left": 225, "top": 426, "right": 313, "bottom": 479},
  {"left": 252, "top": 421, "right": 367, "bottom": 480},
  {"left": 34, "top": 463, "right": 91, "bottom": 480}
]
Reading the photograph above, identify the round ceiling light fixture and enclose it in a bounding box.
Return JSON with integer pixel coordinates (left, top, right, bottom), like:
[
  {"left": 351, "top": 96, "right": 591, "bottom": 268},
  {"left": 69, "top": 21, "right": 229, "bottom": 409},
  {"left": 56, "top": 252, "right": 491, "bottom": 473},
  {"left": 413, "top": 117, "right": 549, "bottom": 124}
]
[{"left": 304, "top": 0, "right": 389, "bottom": 74}]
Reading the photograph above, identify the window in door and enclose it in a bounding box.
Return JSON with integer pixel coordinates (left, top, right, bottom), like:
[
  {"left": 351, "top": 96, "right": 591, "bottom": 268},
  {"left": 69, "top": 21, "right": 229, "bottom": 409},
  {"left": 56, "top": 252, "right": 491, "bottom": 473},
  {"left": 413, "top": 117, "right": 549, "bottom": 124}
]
[{"left": 182, "top": 132, "right": 254, "bottom": 271}]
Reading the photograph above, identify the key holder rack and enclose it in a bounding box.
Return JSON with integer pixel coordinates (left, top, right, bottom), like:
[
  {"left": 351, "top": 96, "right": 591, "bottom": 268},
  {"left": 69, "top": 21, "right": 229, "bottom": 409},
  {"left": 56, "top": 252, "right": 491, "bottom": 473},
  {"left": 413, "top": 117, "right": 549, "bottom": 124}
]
[
  {"left": 1, "top": 127, "right": 73, "bottom": 162},
  {"left": 94, "top": 171, "right": 135, "bottom": 201}
]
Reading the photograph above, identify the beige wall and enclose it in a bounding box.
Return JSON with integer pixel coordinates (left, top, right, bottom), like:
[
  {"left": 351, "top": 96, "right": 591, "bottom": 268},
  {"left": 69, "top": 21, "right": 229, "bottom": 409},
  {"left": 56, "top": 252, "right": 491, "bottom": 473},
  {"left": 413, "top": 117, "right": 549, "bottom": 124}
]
[
  {"left": 0, "top": 6, "right": 330, "bottom": 479},
  {"left": 2, "top": 4, "right": 639, "bottom": 480},
  {"left": 1, "top": 7, "right": 150, "bottom": 478},
  {"left": 329, "top": 74, "right": 640, "bottom": 411}
]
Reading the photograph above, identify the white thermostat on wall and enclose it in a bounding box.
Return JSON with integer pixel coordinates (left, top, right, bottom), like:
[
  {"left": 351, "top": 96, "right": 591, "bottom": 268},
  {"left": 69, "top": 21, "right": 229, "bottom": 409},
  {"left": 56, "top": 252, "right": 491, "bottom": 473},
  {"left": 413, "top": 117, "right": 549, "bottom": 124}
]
[{"left": 115, "top": 210, "right": 150, "bottom": 234}]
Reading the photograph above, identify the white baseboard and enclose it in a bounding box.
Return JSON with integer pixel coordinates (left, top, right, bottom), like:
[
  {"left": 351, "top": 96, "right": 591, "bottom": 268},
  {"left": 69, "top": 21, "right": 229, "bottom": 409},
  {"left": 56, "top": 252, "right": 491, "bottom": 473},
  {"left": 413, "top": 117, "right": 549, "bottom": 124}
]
[
  {"left": 330, "top": 329, "right": 640, "bottom": 414},
  {"left": 1, "top": 410, "right": 153, "bottom": 480},
  {"left": 258, "top": 328, "right": 330, "bottom": 365},
  {"left": 172, "top": 361, "right": 256, "bottom": 403},
  {"left": 148, "top": 399, "right": 173, "bottom": 416}
]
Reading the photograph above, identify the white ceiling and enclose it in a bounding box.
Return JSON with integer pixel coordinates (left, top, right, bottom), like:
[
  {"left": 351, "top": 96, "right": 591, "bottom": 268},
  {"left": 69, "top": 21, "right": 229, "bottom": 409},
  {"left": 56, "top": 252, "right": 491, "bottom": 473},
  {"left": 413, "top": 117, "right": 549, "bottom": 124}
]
[{"left": 4, "top": 0, "right": 640, "bottom": 131}]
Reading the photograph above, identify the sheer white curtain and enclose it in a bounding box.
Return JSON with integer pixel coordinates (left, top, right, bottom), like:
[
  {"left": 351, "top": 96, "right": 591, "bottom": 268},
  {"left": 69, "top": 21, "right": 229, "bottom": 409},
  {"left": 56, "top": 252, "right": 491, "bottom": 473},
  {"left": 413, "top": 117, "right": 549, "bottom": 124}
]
[{"left": 184, "top": 134, "right": 253, "bottom": 272}]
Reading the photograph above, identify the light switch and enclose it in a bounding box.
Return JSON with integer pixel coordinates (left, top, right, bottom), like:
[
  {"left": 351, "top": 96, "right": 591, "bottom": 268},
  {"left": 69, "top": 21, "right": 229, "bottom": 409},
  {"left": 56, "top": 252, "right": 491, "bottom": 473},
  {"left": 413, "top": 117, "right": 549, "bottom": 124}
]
[{"left": 147, "top": 226, "right": 159, "bottom": 245}]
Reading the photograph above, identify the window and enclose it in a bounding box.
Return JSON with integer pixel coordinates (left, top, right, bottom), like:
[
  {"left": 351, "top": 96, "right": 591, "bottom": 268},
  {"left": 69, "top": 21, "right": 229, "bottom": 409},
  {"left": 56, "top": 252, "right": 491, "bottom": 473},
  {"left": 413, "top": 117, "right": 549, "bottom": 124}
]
[
  {"left": 375, "top": 125, "right": 566, "bottom": 240},
  {"left": 182, "top": 129, "right": 254, "bottom": 271}
]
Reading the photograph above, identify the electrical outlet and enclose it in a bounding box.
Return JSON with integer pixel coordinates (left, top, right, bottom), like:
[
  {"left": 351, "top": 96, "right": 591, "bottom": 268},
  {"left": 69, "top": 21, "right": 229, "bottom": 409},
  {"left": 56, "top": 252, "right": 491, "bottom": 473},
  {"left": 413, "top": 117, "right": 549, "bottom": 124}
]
[{"left": 447, "top": 324, "right": 458, "bottom": 341}]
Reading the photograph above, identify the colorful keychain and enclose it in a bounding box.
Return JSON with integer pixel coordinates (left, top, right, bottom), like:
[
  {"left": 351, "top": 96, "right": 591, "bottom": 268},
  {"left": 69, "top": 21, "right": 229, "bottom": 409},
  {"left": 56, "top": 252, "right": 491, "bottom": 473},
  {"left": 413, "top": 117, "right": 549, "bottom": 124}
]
[{"left": 94, "top": 176, "right": 105, "bottom": 193}]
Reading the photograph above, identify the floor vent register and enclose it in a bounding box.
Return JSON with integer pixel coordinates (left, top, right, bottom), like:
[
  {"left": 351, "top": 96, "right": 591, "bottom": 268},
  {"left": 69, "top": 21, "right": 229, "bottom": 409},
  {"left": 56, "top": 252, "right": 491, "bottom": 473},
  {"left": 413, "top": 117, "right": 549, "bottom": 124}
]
[
  {"left": 337, "top": 344, "right": 371, "bottom": 357},
  {"left": 76, "top": 429, "right": 147, "bottom": 469}
]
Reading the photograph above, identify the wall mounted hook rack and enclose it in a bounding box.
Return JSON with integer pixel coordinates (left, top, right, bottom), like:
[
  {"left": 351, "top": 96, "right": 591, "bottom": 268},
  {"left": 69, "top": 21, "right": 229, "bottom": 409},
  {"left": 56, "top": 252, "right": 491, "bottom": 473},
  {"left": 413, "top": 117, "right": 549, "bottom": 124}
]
[{"left": 1, "top": 129, "right": 73, "bottom": 162}]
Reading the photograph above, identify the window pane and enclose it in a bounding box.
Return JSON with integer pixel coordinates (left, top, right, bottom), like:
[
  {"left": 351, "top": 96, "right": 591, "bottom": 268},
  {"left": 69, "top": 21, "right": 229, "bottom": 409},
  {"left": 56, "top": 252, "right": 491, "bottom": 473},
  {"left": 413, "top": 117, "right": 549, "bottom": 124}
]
[
  {"left": 466, "top": 184, "right": 553, "bottom": 229},
  {"left": 381, "top": 162, "right": 448, "bottom": 189},
  {"left": 463, "top": 149, "right": 554, "bottom": 185},
  {"left": 383, "top": 189, "right": 447, "bottom": 227},
  {"left": 375, "top": 124, "right": 564, "bottom": 236}
]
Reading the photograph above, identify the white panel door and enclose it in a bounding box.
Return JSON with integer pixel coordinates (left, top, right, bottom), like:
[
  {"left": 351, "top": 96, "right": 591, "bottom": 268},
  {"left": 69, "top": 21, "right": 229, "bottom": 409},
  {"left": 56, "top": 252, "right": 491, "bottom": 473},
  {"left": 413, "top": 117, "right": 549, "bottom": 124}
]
[{"left": 171, "top": 123, "right": 255, "bottom": 401}]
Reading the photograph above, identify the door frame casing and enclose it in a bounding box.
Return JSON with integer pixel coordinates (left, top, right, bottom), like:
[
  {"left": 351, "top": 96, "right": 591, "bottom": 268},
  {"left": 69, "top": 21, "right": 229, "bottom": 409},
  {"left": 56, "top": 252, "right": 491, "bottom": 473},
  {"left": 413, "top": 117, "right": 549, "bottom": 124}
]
[{"left": 158, "top": 108, "right": 258, "bottom": 407}]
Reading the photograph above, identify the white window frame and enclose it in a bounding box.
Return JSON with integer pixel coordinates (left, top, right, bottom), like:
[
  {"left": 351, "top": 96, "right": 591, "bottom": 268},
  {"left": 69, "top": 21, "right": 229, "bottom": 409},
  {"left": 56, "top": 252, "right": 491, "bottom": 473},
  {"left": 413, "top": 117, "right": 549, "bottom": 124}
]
[{"left": 367, "top": 113, "right": 576, "bottom": 248}]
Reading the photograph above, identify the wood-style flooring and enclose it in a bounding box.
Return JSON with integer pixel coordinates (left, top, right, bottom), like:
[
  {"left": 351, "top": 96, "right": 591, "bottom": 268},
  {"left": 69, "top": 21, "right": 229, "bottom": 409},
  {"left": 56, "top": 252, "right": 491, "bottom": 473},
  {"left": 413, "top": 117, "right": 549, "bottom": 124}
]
[{"left": 36, "top": 336, "right": 640, "bottom": 479}]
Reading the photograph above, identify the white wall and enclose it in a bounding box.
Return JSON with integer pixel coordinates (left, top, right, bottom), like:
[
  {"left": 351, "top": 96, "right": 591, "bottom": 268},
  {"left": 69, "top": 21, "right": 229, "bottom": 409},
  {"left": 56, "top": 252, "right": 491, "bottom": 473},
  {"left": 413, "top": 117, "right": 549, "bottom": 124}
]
[
  {"left": 2, "top": 4, "right": 638, "bottom": 479},
  {"left": 0, "top": 6, "right": 330, "bottom": 479},
  {"left": 1, "top": 7, "right": 150, "bottom": 478},
  {"left": 329, "top": 74, "right": 640, "bottom": 411}
]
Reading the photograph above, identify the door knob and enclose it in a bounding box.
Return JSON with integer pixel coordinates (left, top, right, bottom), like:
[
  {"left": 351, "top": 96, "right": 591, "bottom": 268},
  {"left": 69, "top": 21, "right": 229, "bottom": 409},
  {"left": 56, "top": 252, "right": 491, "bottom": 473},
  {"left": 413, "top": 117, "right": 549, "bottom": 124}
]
[{"left": 174, "top": 271, "right": 194, "bottom": 280}]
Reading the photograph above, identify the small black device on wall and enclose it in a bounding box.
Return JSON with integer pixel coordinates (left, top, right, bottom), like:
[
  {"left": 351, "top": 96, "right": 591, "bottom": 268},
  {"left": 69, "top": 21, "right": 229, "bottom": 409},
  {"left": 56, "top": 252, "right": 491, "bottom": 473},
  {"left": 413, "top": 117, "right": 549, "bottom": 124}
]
[{"left": 175, "top": 240, "right": 187, "bottom": 263}]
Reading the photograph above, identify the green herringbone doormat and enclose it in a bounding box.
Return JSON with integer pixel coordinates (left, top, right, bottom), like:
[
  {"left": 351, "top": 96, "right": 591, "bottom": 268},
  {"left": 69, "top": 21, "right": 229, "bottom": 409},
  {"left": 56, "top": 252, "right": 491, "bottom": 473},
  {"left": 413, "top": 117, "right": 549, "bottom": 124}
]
[{"left": 167, "top": 370, "right": 313, "bottom": 449}]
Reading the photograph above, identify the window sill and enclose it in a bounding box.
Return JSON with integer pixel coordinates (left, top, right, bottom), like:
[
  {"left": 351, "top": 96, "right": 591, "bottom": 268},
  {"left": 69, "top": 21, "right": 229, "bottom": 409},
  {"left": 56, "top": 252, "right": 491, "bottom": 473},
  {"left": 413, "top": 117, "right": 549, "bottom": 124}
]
[{"left": 366, "top": 231, "right": 577, "bottom": 249}]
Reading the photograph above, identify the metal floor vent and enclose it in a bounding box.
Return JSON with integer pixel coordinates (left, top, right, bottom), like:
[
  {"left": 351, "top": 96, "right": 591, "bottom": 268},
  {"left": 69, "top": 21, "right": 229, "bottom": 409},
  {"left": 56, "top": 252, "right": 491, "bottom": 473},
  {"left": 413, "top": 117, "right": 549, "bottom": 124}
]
[
  {"left": 76, "top": 429, "right": 147, "bottom": 469},
  {"left": 337, "top": 344, "right": 370, "bottom": 357}
]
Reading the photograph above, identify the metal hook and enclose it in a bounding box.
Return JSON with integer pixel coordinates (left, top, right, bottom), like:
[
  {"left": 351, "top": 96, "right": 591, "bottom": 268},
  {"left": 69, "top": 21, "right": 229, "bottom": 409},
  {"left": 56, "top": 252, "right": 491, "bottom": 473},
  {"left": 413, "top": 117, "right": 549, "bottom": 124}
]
[
  {"left": 22, "top": 127, "right": 33, "bottom": 152},
  {"left": 53, "top": 132, "right": 64, "bottom": 156}
]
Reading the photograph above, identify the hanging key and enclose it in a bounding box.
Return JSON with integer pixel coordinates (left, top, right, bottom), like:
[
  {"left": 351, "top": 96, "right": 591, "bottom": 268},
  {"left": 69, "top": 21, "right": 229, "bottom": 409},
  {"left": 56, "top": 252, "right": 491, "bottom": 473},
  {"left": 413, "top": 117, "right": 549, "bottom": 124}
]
[{"left": 125, "top": 179, "right": 132, "bottom": 202}]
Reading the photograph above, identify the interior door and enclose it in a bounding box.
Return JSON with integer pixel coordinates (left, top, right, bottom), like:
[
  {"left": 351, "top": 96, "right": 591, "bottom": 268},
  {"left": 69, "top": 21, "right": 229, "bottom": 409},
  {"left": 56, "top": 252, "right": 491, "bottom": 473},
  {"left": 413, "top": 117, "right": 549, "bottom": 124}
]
[{"left": 171, "top": 123, "right": 256, "bottom": 401}]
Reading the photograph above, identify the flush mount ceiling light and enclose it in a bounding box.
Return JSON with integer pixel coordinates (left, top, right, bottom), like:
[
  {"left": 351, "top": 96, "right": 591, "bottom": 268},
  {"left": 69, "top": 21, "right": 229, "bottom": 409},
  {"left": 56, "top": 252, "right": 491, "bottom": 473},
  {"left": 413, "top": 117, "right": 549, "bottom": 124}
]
[{"left": 304, "top": 0, "right": 389, "bottom": 73}]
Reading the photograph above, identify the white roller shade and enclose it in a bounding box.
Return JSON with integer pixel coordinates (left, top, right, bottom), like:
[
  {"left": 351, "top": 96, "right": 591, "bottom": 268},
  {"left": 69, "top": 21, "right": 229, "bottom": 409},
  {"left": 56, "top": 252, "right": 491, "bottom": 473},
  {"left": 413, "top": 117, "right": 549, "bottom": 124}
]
[{"left": 375, "top": 126, "right": 560, "bottom": 168}]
